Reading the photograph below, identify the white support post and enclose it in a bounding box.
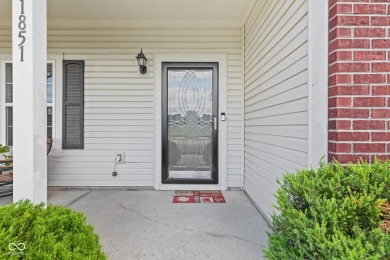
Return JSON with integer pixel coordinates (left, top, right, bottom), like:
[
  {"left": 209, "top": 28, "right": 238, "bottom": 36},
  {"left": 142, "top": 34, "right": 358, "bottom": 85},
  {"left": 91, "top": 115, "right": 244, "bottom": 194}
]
[{"left": 12, "top": 0, "right": 47, "bottom": 203}]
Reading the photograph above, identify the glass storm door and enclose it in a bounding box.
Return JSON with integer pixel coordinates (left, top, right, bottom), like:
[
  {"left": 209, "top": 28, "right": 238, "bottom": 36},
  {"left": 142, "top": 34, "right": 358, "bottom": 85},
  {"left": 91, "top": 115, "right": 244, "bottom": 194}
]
[{"left": 162, "top": 62, "right": 219, "bottom": 184}]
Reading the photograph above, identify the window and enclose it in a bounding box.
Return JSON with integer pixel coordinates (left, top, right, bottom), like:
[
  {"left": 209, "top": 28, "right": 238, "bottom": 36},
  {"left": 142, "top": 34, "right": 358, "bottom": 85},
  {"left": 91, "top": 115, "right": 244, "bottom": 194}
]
[
  {"left": 4, "top": 62, "right": 54, "bottom": 146},
  {"left": 62, "top": 60, "right": 84, "bottom": 149}
]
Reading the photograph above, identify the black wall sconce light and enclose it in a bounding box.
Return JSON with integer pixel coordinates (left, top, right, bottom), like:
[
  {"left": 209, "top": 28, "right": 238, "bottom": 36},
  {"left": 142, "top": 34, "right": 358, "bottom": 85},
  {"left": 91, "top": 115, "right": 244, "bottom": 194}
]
[{"left": 136, "top": 49, "right": 148, "bottom": 74}]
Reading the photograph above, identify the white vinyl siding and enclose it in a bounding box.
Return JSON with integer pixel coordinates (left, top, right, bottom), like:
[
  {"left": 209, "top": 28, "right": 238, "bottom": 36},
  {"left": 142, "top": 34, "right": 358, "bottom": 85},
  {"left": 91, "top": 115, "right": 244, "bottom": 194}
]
[
  {"left": 0, "top": 23, "right": 243, "bottom": 187},
  {"left": 244, "top": 0, "right": 309, "bottom": 220}
]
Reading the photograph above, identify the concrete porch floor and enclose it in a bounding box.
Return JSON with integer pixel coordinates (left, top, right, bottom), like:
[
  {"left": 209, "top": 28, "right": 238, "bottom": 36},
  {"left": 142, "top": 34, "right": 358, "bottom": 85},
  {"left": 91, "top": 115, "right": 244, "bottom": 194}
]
[{"left": 1, "top": 188, "right": 270, "bottom": 259}]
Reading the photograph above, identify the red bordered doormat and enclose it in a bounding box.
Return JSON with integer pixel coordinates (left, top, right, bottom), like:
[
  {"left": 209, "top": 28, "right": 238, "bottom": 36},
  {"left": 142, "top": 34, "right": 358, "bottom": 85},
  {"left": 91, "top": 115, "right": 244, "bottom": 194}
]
[{"left": 173, "top": 191, "right": 225, "bottom": 203}]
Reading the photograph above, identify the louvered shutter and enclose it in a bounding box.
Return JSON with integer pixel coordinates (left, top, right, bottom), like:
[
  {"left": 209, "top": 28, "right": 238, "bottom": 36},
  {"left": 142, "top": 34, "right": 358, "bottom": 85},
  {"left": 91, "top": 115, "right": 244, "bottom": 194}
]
[
  {"left": 5, "top": 63, "right": 13, "bottom": 103},
  {"left": 62, "top": 61, "right": 84, "bottom": 149}
]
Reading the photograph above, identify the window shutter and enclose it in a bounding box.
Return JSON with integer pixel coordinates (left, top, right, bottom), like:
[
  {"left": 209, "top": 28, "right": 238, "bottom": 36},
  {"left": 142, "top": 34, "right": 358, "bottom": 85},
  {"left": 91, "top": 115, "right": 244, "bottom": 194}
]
[
  {"left": 63, "top": 60, "right": 84, "bottom": 149},
  {"left": 5, "top": 63, "right": 13, "bottom": 103},
  {"left": 6, "top": 107, "right": 13, "bottom": 146}
]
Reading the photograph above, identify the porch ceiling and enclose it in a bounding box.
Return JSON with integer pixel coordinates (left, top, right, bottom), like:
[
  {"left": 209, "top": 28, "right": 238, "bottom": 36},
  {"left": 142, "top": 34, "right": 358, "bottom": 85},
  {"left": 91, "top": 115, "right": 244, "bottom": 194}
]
[{"left": 1, "top": 0, "right": 253, "bottom": 24}]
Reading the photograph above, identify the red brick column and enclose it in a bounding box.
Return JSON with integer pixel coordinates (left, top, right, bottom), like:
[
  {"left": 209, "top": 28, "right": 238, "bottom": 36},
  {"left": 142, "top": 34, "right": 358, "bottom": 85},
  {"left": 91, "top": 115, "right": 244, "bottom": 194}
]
[{"left": 329, "top": 0, "right": 390, "bottom": 163}]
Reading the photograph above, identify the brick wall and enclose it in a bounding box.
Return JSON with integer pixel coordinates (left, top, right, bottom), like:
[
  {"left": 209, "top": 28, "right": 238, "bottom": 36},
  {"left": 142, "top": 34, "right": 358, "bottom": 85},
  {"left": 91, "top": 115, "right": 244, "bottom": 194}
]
[{"left": 329, "top": 0, "right": 390, "bottom": 163}]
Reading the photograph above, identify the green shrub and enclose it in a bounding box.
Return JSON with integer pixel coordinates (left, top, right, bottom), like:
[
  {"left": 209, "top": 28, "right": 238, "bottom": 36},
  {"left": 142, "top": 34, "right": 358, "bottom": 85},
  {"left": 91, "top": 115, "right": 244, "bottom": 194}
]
[
  {"left": 264, "top": 159, "right": 390, "bottom": 259},
  {"left": 0, "top": 144, "right": 10, "bottom": 156},
  {"left": 0, "top": 200, "right": 106, "bottom": 259}
]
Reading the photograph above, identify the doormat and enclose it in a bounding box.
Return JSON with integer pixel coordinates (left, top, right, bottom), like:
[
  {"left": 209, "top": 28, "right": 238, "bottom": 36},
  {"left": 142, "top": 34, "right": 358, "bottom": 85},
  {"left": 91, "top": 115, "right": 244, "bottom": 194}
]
[{"left": 173, "top": 191, "right": 225, "bottom": 203}]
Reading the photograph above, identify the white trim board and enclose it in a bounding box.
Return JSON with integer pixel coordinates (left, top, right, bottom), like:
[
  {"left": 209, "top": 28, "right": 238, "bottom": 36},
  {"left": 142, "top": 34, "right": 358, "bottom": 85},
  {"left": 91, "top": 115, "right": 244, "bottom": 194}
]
[
  {"left": 0, "top": 19, "right": 243, "bottom": 30},
  {"left": 240, "top": 24, "right": 245, "bottom": 190},
  {"left": 153, "top": 54, "right": 228, "bottom": 191},
  {"left": 308, "top": 0, "right": 328, "bottom": 167},
  {"left": 0, "top": 61, "right": 7, "bottom": 146}
]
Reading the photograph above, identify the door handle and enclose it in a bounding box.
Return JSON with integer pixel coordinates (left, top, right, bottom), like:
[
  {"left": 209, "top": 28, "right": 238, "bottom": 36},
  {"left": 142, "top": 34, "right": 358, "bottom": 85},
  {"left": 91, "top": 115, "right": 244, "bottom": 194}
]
[{"left": 213, "top": 116, "right": 217, "bottom": 130}]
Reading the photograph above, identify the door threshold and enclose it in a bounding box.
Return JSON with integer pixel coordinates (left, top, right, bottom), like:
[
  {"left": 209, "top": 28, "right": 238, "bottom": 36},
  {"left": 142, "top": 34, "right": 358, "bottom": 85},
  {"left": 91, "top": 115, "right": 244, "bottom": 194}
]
[{"left": 157, "top": 184, "right": 223, "bottom": 191}]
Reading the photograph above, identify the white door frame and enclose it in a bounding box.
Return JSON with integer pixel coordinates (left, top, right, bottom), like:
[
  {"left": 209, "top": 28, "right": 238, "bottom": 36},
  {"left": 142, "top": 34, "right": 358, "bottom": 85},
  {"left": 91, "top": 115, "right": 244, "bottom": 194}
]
[{"left": 154, "top": 54, "right": 228, "bottom": 190}]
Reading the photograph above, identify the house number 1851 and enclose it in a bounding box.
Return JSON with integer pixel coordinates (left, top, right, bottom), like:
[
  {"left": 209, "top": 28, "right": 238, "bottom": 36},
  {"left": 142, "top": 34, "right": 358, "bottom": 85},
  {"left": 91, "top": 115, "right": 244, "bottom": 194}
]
[{"left": 18, "top": 0, "right": 26, "bottom": 62}]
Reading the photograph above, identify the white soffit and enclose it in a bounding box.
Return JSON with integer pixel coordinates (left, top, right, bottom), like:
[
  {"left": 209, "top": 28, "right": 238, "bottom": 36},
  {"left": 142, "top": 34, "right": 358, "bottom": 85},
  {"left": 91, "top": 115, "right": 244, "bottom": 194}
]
[{"left": 0, "top": 0, "right": 253, "bottom": 26}]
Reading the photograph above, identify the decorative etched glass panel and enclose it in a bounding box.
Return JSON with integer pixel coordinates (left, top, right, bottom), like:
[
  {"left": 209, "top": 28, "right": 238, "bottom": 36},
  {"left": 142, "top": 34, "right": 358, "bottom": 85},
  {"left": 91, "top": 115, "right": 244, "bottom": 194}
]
[{"left": 167, "top": 69, "right": 213, "bottom": 179}]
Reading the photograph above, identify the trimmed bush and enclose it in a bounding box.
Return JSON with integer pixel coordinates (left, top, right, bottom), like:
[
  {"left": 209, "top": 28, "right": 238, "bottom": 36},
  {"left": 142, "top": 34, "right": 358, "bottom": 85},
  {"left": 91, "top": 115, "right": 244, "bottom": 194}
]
[
  {"left": 264, "top": 159, "right": 390, "bottom": 259},
  {"left": 0, "top": 200, "right": 106, "bottom": 259}
]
